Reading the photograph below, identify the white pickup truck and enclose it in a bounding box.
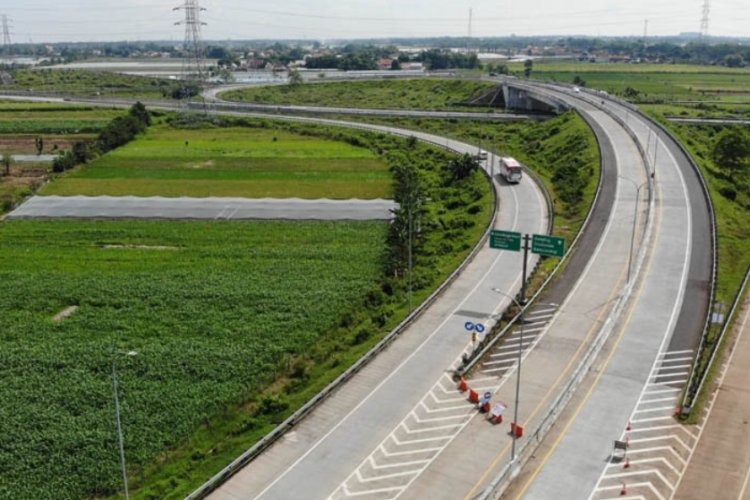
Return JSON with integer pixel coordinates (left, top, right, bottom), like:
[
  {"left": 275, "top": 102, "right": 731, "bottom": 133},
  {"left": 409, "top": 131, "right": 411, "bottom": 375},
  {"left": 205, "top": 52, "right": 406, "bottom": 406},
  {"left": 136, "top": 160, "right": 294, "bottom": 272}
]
[{"left": 500, "top": 157, "right": 523, "bottom": 184}]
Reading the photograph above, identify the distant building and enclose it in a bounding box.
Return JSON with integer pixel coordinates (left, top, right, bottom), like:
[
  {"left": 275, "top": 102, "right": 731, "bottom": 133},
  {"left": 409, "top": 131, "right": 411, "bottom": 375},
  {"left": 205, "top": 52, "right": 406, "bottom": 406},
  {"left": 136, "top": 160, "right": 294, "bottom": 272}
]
[
  {"left": 378, "top": 58, "right": 395, "bottom": 70},
  {"left": 401, "top": 62, "right": 424, "bottom": 71}
]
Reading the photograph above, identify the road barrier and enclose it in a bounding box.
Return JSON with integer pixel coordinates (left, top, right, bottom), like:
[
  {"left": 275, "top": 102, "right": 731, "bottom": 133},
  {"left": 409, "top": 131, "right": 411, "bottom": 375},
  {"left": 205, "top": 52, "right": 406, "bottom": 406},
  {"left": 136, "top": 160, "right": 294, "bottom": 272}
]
[{"left": 688, "top": 262, "right": 750, "bottom": 416}]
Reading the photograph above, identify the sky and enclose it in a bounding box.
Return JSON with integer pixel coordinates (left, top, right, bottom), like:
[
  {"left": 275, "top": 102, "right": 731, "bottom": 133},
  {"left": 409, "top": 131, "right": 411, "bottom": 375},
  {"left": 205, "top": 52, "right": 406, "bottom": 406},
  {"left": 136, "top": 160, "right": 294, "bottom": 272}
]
[{"left": 2, "top": 0, "right": 749, "bottom": 44}]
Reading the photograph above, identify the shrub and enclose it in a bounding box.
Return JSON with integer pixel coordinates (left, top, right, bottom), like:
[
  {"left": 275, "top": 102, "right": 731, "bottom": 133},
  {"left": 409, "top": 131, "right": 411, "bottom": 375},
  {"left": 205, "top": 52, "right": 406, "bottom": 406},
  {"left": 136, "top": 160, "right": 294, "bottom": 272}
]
[
  {"left": 256, "top": 394, "right": 289, "bottom": 416},
  {"left": 720, "top": 186, "right": 738, "bottom": 201}
]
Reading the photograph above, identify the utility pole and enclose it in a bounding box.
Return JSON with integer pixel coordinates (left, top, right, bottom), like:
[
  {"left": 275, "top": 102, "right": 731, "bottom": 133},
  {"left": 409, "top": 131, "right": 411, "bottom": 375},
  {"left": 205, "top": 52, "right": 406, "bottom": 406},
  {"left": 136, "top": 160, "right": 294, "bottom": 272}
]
[
  {"left": 112, "top": 351, "right": 138, "bottom": 500},
  {"left": 1, "top": 15, "right": 13, "bottom": 47},
  {"left": 174, "top": 0, "right": 207, "bottom": 109},
  {"left": 643, "top": 19, "right": 648, "bottom": 44},
  {"left": 700, "top": 0, "right": 711, "bottom": 42}
]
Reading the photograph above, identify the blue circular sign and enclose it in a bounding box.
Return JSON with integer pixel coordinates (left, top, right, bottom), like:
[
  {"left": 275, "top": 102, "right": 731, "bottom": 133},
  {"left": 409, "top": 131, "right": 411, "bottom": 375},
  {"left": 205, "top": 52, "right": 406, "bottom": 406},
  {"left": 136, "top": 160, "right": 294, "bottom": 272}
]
[
  {"left": 475, "top": 324, "right": 486, "bottom": 334},
  {"left": 464, "top": 322, "right": 475, "bottom": 331}
]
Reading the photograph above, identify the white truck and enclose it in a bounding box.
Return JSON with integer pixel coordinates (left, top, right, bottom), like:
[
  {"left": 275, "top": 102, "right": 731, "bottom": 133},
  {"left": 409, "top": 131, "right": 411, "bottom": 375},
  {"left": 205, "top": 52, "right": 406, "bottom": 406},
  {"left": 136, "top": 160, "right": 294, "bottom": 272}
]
[{"left": 500, "top": 157, "right": 523, "bottom": 184}]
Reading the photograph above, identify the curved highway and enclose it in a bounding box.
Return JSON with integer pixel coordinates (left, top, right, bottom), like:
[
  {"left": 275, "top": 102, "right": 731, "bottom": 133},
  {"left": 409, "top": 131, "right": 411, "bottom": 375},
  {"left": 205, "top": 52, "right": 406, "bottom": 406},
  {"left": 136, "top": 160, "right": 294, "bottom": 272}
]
[{"left": 4, "top": 81, "right": 713, "bottom": 500}]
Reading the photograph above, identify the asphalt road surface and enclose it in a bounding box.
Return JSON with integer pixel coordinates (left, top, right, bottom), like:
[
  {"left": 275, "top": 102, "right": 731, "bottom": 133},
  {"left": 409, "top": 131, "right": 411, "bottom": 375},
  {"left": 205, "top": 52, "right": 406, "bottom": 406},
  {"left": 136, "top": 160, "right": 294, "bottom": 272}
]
[{"left": 7, "top": 196, "right": 399, "bottom": 222}]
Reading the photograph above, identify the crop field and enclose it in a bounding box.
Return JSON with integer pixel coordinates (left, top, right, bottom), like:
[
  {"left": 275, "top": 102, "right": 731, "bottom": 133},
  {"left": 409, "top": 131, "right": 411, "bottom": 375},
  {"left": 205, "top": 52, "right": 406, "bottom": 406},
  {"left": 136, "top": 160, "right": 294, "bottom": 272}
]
[
  {"left": 220, "top": 79, "right": 498, "bottom": 110},
  {"left": 5, "top": 69, "right": 173, "bottom": 99},
  {"left": 42, "top": 126, "right": 393, "bottom": 199},
  {"left": 0, "top": 100, "right": 123, "bottom": 214},
  {"left": 0, "top": 219, "right": 388, "bottom": 500},
  {"left": 1, "top": 112, "right": 494, "bottom": 500}
]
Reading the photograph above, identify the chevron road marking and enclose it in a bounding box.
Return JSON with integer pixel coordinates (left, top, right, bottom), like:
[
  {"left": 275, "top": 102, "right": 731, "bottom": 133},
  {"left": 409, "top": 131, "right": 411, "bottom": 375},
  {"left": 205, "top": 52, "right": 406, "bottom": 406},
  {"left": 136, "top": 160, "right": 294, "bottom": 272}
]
[{"left": 587, "top": 350, "right": 704, "bottom": 500}]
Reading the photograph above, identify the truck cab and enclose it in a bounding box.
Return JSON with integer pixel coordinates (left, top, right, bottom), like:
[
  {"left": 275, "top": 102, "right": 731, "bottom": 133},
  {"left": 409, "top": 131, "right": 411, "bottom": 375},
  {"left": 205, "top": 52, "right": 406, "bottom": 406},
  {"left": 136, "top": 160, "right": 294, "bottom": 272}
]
[{"left": 500, "top": 157, "right": 523, "bottom": 184}]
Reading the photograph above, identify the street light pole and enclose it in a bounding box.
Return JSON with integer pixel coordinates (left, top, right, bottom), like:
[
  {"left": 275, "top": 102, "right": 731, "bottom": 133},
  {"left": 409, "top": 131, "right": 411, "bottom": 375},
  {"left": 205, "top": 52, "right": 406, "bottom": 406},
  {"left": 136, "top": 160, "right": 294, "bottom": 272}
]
[
  {"left": 112, "top": 351, "right": 137, "bottom": 500},
  {"left": 408, "top": 207, "right": 413, "bottom": 313},
  {"left": 491, "top": 288, "right": 558, "bottom": 464},
  {"left": 619, "top": 176, "right": 649, "bottom": 283}
]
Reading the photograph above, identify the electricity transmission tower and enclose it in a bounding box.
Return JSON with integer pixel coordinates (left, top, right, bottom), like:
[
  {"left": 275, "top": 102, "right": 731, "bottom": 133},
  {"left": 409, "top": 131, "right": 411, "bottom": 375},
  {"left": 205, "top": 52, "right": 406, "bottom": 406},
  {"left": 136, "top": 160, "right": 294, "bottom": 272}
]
[
  {"left": 2, "top": 15, "right": 13, "bottom": 46},
  {"left": 174, "top": 0, "right": 207, "bottom": 91},
  {"left": 700, "top": 0, "right": 710, "bottom": 42}
]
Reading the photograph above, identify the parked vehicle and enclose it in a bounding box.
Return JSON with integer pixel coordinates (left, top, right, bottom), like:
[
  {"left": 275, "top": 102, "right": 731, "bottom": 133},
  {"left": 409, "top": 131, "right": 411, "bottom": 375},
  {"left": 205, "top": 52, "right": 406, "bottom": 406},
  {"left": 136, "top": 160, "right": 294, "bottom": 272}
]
[
  {"left": 500, "top": 157, "right": 523, "bottom": 184},
  {"left": 477, "top": 150, "right": 489, "bottom": 161}
]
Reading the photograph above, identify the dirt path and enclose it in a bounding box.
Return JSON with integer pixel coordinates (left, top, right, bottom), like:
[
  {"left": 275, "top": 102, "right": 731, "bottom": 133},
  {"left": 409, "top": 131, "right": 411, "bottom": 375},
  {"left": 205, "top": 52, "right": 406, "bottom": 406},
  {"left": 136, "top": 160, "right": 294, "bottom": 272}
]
[{"left": 675, "top": 297, "right": 750, "bottom": 500}]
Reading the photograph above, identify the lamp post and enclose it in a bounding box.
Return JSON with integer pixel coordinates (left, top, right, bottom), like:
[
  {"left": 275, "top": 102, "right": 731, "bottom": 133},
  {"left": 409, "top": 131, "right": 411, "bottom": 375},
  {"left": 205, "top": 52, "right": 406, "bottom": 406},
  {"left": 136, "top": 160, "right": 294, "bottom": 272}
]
[
  {"left": 491, "top": 288, "right": 558, "bottom": 464},
  {"left": 112, "top": 351, "right": 137, "bottom": 500},
  {"left": 618, "top": 176, "right": 649, "bottom": 283}
]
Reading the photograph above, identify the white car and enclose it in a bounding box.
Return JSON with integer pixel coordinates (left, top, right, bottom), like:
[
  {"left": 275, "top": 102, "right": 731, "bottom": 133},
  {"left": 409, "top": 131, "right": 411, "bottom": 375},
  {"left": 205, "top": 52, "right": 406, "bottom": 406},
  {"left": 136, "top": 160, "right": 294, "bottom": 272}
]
[{"left": 573, "top": 86, "right": 580, "bottom": 93}]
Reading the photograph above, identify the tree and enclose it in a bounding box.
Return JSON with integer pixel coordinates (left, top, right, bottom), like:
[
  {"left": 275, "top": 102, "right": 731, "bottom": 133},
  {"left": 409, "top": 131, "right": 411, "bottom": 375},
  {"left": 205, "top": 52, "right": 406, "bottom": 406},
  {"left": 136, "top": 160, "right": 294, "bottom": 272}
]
[
  {"left": 712, "top": 128, "right": 750, "bottom": 178},
  {"left": 1, "top": 154, "right": 12, "bottom": 176},
  {"left": 391, "top": 59, "right": 402, "bottom": 71},
  {"left": 288, "top": 68, "right": 304, "bottom": 86},
  {"left": 524, "top": 59, "right": 534, "bottom": 78},
  {"left": 218, "top": 68, "right": 235, "bottom": 85},
  {"left": 724, "top": 54, "right": 744, "bottom": 68},
  {"left": 447, "top": 154, "right": 479, "bottom": 182},
  {"left": 573, "top": 75, "right": 586, "bottom": 87}
]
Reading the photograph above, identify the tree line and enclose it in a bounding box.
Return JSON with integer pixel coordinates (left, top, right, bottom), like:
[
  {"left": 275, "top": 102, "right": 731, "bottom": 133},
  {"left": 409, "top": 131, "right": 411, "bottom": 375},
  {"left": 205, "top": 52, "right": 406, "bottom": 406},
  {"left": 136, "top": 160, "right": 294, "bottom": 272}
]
[{"left": 52, "top": 103, "right": 151, "bottom": 173}]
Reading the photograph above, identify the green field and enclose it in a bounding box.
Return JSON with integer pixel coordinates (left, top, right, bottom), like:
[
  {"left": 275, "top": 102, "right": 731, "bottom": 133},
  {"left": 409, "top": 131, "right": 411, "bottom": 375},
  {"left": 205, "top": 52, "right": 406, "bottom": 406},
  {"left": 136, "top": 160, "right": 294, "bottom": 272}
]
[
  {"left": 0, "top": 220, "right": 387, "bottom": 500},
  {"left": 6, "top": 69, "right": 173, "bottom": 99},
  {"left": 0, "top": 100, "right": 124, "bottom": 133},
  {"left": 42, "top": 126, "right": 393, "bottom": 199},
  {"left": 500, "top": 62, "right": 750, "bottom": 107},
  {"left": 220, "top": 79, "right": 498, "bottom": 110}
]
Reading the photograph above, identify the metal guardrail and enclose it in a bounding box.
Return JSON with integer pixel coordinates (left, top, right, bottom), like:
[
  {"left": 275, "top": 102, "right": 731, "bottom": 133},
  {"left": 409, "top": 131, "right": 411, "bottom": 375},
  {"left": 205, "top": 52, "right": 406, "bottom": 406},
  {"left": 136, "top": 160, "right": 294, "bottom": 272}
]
[
  {"left": 689, "top": 263, "right": 750, "bottom": 413},
  {"left": 473, "top": 85, "right": 658, "bottom": 500},
  {"left": 179, "top": 113, "right": 507, "bottom": 500}
]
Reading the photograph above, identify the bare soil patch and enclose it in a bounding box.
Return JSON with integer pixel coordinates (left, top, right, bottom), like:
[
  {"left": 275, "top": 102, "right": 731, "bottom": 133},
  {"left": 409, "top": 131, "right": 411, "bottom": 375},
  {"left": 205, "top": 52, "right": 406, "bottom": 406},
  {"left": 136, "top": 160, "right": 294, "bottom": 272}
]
[{"left": 53, "top": 305, "right": 79, "bottom": 322}]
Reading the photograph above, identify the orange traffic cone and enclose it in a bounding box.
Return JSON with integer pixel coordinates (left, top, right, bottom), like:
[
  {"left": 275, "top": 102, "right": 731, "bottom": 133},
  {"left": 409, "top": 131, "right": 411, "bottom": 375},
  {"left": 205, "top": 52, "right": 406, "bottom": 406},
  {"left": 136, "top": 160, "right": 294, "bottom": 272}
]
[
  {"left": 626, "top": 421, "right": 632, "bottom": 431},
  {"left": 624, "top": 457, "right": 631, "bottom": 469},
  {"left": 459, "top": 378, "right": 468, "bottom": 392},
  {"left": 620, "top": 482, "right": 627, "bottom": 495}
]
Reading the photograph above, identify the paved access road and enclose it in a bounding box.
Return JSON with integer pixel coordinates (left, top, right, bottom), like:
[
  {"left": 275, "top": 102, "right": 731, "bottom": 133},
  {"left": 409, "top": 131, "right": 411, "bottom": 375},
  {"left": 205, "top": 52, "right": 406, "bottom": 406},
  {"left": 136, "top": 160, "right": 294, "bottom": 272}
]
[
  {"left": 674, "top": 296, "right": 750, "bottom": 500},
  {"left": 7, "top": 196, "right": 399, "bottom": 222},
  {"left": 11, "top": 155, "right": 56, "bottom": 162},
  {"left": 199, "top": 82, "right": 549, "bottom": 121}
]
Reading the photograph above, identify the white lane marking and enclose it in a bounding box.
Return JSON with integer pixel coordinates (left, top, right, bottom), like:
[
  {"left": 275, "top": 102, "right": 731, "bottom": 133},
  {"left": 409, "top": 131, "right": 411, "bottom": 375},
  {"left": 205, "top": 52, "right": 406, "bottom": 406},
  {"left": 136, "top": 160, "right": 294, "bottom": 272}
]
[
  {"left": 657, "top": 349, "right": 694, "bottom": 357},
  {"left": 602, "top": 470, "right": 675, "bottom": 490}
]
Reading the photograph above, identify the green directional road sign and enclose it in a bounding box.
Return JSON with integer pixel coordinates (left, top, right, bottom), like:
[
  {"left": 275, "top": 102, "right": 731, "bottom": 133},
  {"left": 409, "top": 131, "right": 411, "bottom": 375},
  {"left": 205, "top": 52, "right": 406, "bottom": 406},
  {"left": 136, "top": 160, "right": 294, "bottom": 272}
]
[
  {"left": 490, "top": 230, "right": 522, "bottom": 252},
  {"left": 532, "top": 234, "right": 566, "bottom": 258}
]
